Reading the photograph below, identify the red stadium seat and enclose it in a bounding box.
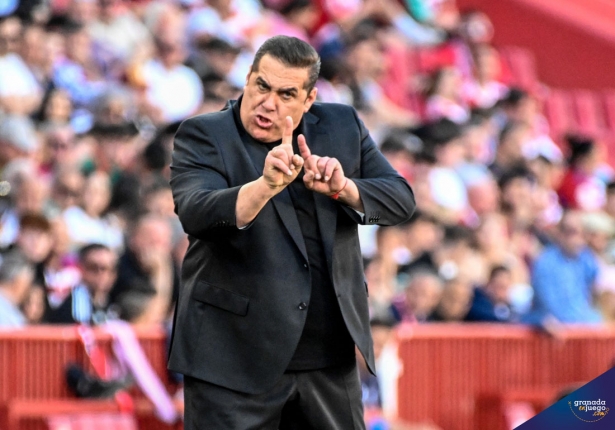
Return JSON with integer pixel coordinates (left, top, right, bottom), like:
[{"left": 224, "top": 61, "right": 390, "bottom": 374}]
[
  {"left": 602, "top": 90, "right": 615, "bottom": 131},
  {"left": 499, "top": 46, "right": 539, "bottom": 91},
  {"left": 543, "top": 89, "right": 576, "bottom": 139},
  {"left": 571, "top": 90, "right": 606, "bottom": 134}
]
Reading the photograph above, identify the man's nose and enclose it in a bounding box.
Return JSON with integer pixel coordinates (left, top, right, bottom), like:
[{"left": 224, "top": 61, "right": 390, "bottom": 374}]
[{"left": 261, "top": 92, "right": 277, "bottom": 111}]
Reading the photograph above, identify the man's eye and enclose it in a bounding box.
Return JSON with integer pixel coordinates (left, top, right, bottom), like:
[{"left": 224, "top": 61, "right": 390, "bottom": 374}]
[
  {"left": 257, "top": 83, "right": 267, "bottom": 91},
  {"left": 281, "top": 92, "right": 292, "bottom": 100}
]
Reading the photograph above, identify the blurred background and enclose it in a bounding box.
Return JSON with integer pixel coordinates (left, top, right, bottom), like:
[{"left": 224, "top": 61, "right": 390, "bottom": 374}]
[{"left": 1, "top": 0, "right": 615, "bottom": 429}]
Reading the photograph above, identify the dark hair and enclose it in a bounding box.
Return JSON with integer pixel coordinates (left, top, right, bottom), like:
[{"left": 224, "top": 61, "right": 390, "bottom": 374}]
[
  {"left": 499, "top": 120, "right": 526, "bottom": 144},
  {"left": 488, "top": 265, "right": 510, "bottom": 281},
  {"left": 498, "top": 165, "right": 534, "bottom": 190},
  {"left": 78, "top": 243, "right": 112, "bottom": 263},
  {"left": 369, "top": 315, "right": 397, "bottom": 329},
  {"left": 380, "top": 130, "right": 422, "bottom": 155},
  {"left": 501, "top": 87, "right": 529, "bottom": 109},
  {"left": 251, "top": 36, "right": 321, "bottom": 92},
  {"left": 116, "top": 289, "right": 156, "bottom": 322},
  {"left": 19, "top": 213, "right": 52, "bottom": 232},
  {"left": 280, "top": 0, "right": 313, "bottom": 16},
  {"left": 565, "top": 134, "right": 595, "bottom": 166}
]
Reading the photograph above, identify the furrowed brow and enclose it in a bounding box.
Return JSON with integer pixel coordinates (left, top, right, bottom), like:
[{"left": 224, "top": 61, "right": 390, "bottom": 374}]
[
  {"left": 255, "top": 77, "right": 271, "bottom": 90},
  {"left": 278, "top": 87, "right": 298, "bottom": 96}
]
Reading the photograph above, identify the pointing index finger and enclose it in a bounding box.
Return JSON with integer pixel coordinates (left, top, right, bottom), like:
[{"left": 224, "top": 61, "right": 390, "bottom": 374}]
[
  {"left": 282, "top": 116, "right": 293, "bottom": 147},
  {"left": 297, "top": 134, "right": 311, "bottom": 159}
]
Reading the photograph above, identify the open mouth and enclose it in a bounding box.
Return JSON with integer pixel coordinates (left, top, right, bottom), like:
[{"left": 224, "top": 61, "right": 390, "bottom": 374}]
[{"left": 255, "top": 115, "right": 273, "bottom": 129}]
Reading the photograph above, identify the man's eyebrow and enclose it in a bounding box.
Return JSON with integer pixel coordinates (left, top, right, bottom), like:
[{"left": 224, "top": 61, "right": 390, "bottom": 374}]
[
  {"left": 278, "top": 87, "right": 298, "bottom": 95},
  {"left": 255, "top": 77, "right": 271, "bottom": 89}
]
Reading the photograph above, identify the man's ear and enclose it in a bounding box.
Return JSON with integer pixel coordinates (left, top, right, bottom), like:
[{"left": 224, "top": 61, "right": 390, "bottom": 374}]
[{"left": 304, "top": 87, "right": 318, "bottom": 112}]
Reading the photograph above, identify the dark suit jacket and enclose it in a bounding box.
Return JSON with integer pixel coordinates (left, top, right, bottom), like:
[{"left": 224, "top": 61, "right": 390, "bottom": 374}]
[{"left": 168, "top": 100, "right": 415, "bottom": 394}]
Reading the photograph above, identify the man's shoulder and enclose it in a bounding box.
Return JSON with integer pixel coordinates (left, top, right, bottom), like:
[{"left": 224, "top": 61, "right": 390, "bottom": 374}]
[
  {"left": 176, "top": 105, "right": 235, "bottom": 133},
  {"left": 309, "top": 102, "right": 357, "bottom": 119}
]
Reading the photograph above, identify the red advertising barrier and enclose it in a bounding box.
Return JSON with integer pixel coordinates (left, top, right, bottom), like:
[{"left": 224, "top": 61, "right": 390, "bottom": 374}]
[
  {"left": 2, "top": 325, "right": 615, "bottom": 430},
  {"left": 0, "top": 326, "right": 180, "bottom": 430},
  {"left": 396, "top": 324, "right": 615, "bottom": 430}
]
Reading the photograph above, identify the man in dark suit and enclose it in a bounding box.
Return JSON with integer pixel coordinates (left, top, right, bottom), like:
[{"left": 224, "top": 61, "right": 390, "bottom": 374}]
[{"left": 168, "top": 35, "right": 415, "bottom": 429}]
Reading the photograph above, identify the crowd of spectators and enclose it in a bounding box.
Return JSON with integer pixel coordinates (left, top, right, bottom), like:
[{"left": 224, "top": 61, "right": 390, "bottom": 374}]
[{"left": 1, "top": 0, "right": 615, "bottom": 427}]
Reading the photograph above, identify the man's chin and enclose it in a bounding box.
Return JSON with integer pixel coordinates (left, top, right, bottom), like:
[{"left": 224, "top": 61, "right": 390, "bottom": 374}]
[{"left": 249, "top": 127, "right": 280, "bottom": 143}]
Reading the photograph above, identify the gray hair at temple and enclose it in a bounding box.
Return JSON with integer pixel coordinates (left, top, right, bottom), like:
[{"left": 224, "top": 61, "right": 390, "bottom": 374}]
[
  {"left": 251, "top": 36, "right": 321, "bottom": 92},
  {"left": 0, "top": 251, "right": 33, "bottom": 285}
]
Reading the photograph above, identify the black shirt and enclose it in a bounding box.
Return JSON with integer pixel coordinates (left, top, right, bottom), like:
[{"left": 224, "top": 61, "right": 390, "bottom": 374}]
[{"left": 231, "top": 99, "right": 354, "bottom": 370}]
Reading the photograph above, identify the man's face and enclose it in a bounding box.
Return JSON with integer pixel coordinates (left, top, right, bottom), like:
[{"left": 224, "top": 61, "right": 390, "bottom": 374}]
[
  {"left": 240, "top": 54, "right": 317, "bottom": 143},
  {"left": 80, "top": 249, "right": 117, "bottom": 295},
  {"left": 559, "top": 213, "right": 586, "bottom": 256}
]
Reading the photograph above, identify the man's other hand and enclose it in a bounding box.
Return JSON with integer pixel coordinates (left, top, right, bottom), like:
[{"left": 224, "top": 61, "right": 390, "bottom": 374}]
[{"left": 298, "top": 133, "right": 346, "bottom": 196}]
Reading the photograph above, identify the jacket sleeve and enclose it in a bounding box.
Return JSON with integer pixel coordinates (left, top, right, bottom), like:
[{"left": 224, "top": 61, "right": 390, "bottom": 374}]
[
  {"left": 341, "top": 108, "right": 416, "bottom": 226},
  {"left": 170, "top": 115, "right": 241, "bottom": 239}
]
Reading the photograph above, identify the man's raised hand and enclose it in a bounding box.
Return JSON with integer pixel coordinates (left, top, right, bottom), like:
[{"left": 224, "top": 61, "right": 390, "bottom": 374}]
[
  {"left": 263, "top": 116, "right": 304, "bottom": 190},
  {"left": 298, "top": 134, "right": 346, "bottom": 196}
]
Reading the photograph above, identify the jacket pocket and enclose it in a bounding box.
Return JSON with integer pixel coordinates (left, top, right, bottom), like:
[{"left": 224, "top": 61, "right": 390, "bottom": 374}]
[{"left": 192, "top": 281, "right": 249, "bottom": 316}]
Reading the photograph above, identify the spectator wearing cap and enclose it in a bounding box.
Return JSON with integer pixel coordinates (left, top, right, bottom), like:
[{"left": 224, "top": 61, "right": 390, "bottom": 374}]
[
  {"left": 0, "top": 250, "right": 34, "bottom": 328},
  {"left": 558, "top": 135, "right": 607, "bottom": 212},
  {"left": 0, "top": 15, "right": 42, "bottom": 116},
  {"left": 527, "top": 210, "right": 603, "bottom": 324}
]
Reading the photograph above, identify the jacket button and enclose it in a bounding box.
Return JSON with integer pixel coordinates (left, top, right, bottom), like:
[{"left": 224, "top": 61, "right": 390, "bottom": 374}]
[{"left": 298, "top": 302, "right": 307, "bottom": 310}]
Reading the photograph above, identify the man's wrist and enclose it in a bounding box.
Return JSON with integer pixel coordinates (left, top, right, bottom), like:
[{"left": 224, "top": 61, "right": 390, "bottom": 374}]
[
  {"left": 258, "top": 176, "right": 285, "bottom": 198},
  {"left": 329, "top": 178, "right": 349, "bottom": 200}
]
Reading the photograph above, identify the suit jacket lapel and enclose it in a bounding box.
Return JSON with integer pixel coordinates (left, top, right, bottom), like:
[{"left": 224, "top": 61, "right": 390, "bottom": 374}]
[{"left": 300, "top": 113, "right": 337, "bottom": 277}]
